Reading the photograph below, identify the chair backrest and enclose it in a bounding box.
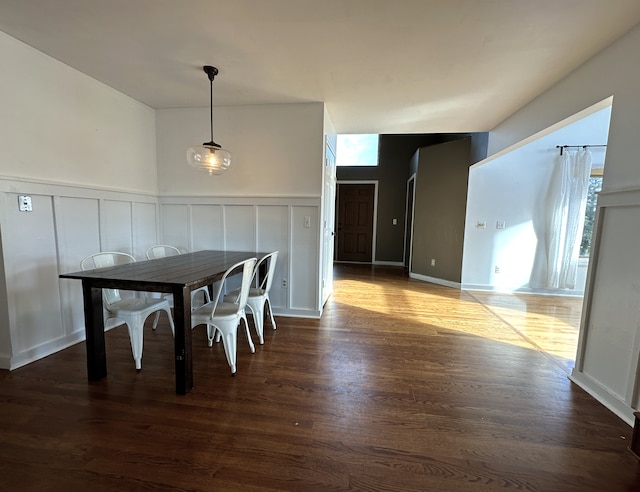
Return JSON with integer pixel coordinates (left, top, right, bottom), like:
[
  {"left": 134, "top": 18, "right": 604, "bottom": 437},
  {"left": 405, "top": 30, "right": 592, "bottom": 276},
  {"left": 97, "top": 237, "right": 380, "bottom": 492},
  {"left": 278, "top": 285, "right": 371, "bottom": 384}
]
[
  {"left": 80, "top": 252, "right": 136, "bottom": 306},
  {"left": 146, "top": 245, "right": 181, "bottom": 260},
  {"left": 210, "top": 257, "right": 257, "bottom": 316},
  {"left": 254, "top": 251, "right": 279, "bottom": 293}
]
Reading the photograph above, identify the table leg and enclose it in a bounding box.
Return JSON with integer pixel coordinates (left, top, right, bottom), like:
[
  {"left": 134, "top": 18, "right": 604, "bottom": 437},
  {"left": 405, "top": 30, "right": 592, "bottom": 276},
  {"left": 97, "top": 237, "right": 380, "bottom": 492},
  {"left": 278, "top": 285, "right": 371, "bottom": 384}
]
[
  {"left": 82, "top": 280, "right": 107, "bottom": 381},
  {"left": 173, "top": 286, "right": 193, "bottom": 394}
]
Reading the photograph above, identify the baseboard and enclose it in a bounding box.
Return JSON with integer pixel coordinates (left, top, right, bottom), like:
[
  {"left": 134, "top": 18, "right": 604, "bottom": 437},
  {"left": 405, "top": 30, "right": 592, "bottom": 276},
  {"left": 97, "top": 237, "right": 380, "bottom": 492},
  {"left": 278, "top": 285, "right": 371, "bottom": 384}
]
[
  {"left": 461, "top": 284, "right": 584, "bottom": 297},
  {"left": 333, "top": 260, "right": 404, "bottom": 267},
  {"left": 5, "top": 330, "right": 86, "bottom": 371},
  {"left": 569, "top": 370, "right": 635, "bottom": 427},
  {"left": 274, "top": 308, "right": 322, "bottom": 319},
  {"left": 409, "top": 272, "right": 461, "bottom": 289},
  {"left": 373, "top": 261, "right": 404, "bottom": 267}
]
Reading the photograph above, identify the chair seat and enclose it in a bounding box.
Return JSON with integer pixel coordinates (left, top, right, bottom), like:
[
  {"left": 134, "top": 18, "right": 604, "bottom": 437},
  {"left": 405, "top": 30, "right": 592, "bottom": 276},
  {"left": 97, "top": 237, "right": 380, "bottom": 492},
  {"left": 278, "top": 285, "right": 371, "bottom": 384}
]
[
  {"left": 108, "top": 296, "right": 172, "bottom": 315},
  {"left": 223, "top": 287, "right": 265, "bottom": 302},
  {"left": 192, "top": 301, "right": 239, "bottom": 321}
]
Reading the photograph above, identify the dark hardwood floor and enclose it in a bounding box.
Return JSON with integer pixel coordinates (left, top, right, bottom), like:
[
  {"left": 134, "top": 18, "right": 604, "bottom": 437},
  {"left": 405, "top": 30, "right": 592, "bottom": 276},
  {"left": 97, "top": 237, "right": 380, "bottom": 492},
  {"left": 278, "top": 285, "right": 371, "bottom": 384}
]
[{"left": 1, "top": 264, "right": 639, "bottom": 491}]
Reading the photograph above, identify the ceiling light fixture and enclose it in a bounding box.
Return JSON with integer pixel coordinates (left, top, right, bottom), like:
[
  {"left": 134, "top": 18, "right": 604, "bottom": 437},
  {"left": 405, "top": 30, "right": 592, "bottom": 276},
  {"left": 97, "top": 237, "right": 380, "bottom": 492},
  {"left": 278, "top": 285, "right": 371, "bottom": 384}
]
[{"left": 186, "top": 65, "right": 231, "bottom": 175}]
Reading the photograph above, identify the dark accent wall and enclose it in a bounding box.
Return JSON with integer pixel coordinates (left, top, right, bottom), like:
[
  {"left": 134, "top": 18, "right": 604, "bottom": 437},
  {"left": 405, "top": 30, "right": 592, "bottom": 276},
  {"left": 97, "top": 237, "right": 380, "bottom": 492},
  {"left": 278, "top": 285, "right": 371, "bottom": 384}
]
[
  {"left": 412, "top": 138, "right": 471, "bottom": 282},
  {"left": 336, "top": 133, "right": 487, "bottom": 264}
]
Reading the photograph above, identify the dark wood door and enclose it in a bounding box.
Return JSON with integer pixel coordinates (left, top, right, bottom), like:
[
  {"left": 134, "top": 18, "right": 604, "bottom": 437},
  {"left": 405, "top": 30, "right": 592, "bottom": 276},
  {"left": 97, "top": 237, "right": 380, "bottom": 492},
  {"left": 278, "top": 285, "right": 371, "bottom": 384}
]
[{"left": 336, "top": 183, "right": 375, "bottom": 262}]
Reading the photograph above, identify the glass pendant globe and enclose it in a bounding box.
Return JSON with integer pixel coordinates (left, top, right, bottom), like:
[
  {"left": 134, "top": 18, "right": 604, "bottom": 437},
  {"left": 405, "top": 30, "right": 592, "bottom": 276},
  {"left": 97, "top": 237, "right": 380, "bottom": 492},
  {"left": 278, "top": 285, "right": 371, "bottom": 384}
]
[{"left": 186, "top": 145, "right": 232, "bottom": 175}]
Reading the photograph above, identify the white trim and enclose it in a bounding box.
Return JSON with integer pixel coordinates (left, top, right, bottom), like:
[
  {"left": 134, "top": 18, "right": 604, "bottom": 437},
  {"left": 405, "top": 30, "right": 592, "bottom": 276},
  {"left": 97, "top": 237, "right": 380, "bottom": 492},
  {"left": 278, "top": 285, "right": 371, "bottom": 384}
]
[
  {"left": 2, "top": 324, "right": 109, "bottom": 371},
  {"left": 275, "top": 309, "right": 322, "bottom": 320},
  {"left": 461, "top": 284, "right": 584, "bottom": 297},
  {"left": 569, "top": 371, "right": 634, "bottom": 427},
  {"left": 336, "top": 180, "right": 379, "bottom": 263},
  {"left": 409, "top": 272, "right": 461, "bottom": 289},
  {"left": 0, "top": 175, "right": 158, "bottom": 197},
  {"left": 0, "top": 177, "right": 158, "bottom": 201},
  {"left": 159, "top": 195, "right": 320, "bottom": 206}
]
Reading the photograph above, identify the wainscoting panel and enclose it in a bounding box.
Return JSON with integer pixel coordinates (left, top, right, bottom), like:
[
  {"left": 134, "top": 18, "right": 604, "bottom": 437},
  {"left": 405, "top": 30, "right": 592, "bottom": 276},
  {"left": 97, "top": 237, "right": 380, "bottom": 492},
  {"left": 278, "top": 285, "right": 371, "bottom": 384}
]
[
  {"left": 0, "top": 178, "right": 160, "bottom": 370},
  {"left": 55, "top": 196, "right": 101, "bottom": 342},
  {"left": 133, "top": 202, "right": 159, "bottom": 259},
  {"left": 257, "top": 205, "right": 290, "bottom": 311},
  {"left": 101, "top": 199, "right": 134, "bottom": 253},
  {"left": 192, "top": 204, "right": 224, "bottom": 252},
  {"left": 224, "top": 205, "right": 256, "bottom": 251},
  {"left": 4, "top": 193, "right": 62, "bottom": 354},
  {"left": 160, "top": 204, "right": 190, "bottom": 252},
  {"left": 571, "top": 187, "right": 640, "bottom": 425},
  {"left": 290, "top": 206, "right": 319, "bottom": 311},
  {"left": 159, "top": 196, "right": 321, "bottom": 317}
]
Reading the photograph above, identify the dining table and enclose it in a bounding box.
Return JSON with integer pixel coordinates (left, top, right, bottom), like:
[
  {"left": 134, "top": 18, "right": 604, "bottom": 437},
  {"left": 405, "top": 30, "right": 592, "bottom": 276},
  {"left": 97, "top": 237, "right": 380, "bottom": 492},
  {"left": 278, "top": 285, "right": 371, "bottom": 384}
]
[{"left": 59, "top": 250, "right": 259, "bottom": 394}]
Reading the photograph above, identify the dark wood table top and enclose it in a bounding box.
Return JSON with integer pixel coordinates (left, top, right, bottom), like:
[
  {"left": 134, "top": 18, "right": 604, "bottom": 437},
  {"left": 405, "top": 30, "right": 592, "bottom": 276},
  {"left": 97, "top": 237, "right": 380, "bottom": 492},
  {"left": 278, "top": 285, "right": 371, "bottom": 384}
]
[{"left": 60, "top": 250, "right": 259, "bottom": 293}]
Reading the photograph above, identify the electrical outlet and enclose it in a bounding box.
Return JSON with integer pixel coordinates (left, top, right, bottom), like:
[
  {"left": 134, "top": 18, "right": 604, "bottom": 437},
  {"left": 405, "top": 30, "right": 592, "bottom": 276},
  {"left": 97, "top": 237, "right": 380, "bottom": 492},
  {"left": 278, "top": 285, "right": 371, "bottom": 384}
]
[
  {"left": 496, "top": 220, "right": 506, "bottom": 230},
  {"left": 494, "top": 265, "right": 501, "bottom": 274},
  {"left": 281, "top": 278, "right": 287, "bottom": 288},
  {"left": 431, "top": 259, "right": 436, "bottom": 267},
  {"left": 18, "top": 195, "right": 32, "bottom": 212}
]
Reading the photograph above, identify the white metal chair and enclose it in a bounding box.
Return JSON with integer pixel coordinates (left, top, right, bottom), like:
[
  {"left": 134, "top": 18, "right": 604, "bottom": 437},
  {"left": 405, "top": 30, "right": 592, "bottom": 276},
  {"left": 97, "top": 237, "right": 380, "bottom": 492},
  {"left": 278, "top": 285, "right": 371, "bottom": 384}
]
[
  {"left": 145, "top": 245, "right": 212, "bottom": 321},
  {"left": 80, "top": 252, "right": 175, "bottom": 371},
  {"left": 224, "top": 251, "right": 278, "bottom": 344},
  {"left": 191, "top": 257, "right": 257, "bottom": 375}
]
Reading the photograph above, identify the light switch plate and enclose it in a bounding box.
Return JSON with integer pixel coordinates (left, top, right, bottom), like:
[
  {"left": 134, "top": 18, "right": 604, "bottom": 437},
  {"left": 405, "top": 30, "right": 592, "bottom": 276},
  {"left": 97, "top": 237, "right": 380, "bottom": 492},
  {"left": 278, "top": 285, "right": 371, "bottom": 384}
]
[{"left": 18, "top": 195, "right": 32, "bottom": 212}]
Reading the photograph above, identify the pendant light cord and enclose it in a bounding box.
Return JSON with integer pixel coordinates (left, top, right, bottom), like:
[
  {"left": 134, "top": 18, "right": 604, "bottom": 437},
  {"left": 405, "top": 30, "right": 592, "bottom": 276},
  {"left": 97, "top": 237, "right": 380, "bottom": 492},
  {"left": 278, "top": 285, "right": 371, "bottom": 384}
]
[
  {"left": 202, "top": 65, "right": 220, "bottom": 148},
  {"left": 209, "top": 76, "right": 214, "bottom": 143}
]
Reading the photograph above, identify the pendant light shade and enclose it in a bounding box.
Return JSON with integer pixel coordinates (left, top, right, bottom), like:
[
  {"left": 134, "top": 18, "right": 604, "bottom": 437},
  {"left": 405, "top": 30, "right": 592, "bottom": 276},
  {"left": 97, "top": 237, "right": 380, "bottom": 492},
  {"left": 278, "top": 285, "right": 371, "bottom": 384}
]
[
  {"left": 186, "top": 66, "right": 231, "bottom": 175},
  {"left": 186, "top": 145, "right": 231, "bottom": 175}
]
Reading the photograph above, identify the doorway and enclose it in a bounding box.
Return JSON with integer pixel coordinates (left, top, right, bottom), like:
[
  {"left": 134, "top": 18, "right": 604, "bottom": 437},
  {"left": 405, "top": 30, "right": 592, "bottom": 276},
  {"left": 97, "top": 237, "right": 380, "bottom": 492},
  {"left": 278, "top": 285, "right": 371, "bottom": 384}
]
[{"left": 335, "top": 182, "right": 376, "bottom": 263}]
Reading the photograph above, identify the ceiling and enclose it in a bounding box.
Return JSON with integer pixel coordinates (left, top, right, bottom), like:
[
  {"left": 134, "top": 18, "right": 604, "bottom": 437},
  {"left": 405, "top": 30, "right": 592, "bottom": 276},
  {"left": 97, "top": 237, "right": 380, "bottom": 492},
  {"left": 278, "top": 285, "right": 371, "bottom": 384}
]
[{"left": 1, "top": 0, "right": 639, "bottom": 134}]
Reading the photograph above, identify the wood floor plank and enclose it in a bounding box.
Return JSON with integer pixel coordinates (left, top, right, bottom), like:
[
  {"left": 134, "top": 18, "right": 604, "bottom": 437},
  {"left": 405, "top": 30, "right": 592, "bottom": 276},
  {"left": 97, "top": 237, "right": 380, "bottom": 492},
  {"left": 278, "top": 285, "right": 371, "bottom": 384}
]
[{"left": 0, "top": 263, "right": 638, "bottom": 491}]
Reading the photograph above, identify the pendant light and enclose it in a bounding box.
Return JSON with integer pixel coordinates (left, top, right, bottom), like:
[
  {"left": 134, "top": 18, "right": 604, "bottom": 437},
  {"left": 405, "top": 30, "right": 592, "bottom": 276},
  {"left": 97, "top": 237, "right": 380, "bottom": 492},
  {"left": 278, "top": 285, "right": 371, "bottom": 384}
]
[{"left": 186, "top": 65, "right": 231, "bottom": 175}]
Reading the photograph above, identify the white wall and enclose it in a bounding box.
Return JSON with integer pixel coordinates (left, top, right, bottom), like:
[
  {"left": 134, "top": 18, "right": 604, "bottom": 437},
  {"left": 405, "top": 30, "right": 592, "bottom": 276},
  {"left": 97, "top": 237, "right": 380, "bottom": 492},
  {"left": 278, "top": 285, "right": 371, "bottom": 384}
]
[
  {"left": 156, "top": 103, "right": 324, "bottom": 196},
  {"left": 0, "top": 33, "right": 159, "bottom": 369},
  {"left": 486, "top": 24, "right": 640, "bottom": 425},
  {"left": 463, "top": 104, "right": 611, "bottom": 294},
  {"left": 0, "top": 32, "right": 157, "bottom": 193}
]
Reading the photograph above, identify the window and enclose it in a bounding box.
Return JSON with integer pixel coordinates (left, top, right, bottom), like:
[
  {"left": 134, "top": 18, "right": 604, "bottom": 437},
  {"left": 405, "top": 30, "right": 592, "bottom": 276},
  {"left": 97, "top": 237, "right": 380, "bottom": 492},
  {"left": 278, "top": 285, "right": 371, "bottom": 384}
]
[
  {"left": 336, "top": 134, "right": 379, "bottom": 167},
  {"left": 580, "top": 174, "right": 603, "bottom": 257}
]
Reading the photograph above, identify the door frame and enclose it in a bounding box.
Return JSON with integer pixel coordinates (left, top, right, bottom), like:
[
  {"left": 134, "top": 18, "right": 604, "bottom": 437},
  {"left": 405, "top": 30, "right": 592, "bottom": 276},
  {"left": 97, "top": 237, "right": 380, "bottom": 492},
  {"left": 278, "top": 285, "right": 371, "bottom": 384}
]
[
  {"left": 321, "top": 136, "right": 337, "bottom": 306},
  {"left": 335, "top": 180, "right": 379, "bottom": 263}
]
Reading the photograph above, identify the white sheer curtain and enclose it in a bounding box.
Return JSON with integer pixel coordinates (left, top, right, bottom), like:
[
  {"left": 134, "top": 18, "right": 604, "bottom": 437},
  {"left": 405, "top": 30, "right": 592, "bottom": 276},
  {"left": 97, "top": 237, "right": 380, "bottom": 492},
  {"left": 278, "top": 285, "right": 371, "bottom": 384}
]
[{"left": 546, "top": 149, "right": 592, "bottom": 289}]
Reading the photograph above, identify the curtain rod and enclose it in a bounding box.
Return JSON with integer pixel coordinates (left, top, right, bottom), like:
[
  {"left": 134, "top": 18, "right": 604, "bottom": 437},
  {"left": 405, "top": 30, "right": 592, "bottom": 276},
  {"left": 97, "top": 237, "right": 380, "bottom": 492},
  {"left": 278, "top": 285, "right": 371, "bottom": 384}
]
[{"left": 556, "top": 144, "right": 607, "bottom": 155}]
